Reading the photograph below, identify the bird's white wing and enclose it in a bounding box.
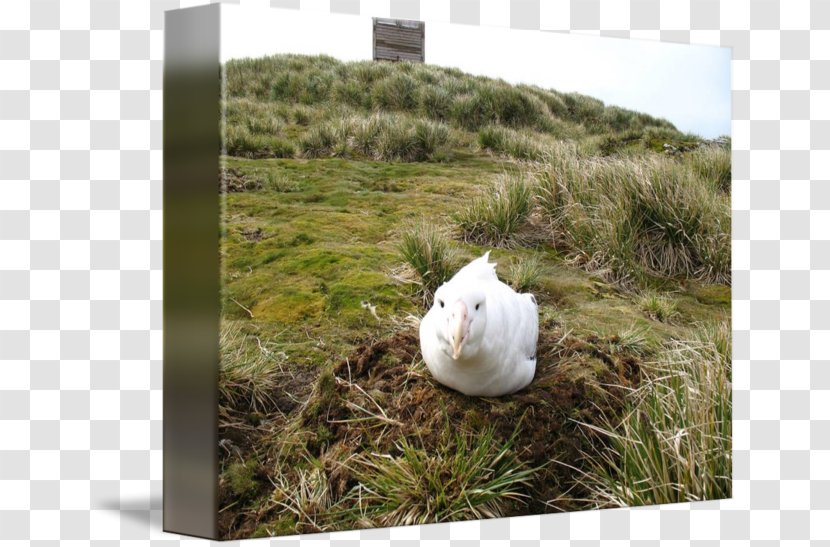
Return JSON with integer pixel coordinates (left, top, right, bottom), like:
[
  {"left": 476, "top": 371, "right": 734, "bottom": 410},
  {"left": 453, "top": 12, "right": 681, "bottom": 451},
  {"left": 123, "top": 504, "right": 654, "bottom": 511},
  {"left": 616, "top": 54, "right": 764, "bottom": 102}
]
[
  {"left": 482, "top": 279, "right": 538, "bottom": 360},
  {"left": 517, "top": 292, "right": 539, "bottom": 360}
]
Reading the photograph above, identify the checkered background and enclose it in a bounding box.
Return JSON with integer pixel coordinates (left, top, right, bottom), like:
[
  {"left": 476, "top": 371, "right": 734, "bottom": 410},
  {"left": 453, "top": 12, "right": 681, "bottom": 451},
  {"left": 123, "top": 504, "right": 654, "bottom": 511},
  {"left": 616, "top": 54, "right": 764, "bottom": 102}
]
[{"left": 0, "top": 0, "right": 824, "bottom": 543}]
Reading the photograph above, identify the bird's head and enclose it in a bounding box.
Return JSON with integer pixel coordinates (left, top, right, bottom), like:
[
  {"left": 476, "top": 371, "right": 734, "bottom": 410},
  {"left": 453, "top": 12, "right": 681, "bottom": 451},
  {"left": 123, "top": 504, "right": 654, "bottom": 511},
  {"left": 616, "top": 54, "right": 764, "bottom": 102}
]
[{"left": 431, "top": 283, "right": 487, "bottom": 361}]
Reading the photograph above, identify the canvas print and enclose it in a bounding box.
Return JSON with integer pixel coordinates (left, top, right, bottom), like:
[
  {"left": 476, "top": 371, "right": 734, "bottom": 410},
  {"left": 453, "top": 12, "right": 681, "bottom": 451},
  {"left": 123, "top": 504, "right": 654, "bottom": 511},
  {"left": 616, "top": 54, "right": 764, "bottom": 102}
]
[{"left": 214, "top": 6, "right": 731, "bottom": 539}]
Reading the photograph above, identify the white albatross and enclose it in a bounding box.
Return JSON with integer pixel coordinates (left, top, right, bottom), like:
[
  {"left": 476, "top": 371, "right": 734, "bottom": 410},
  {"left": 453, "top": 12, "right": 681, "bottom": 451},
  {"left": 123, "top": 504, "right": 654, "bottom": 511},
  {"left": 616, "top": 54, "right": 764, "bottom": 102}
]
[{"left": 419, "top": 251, "right": 539, "bottom": 397}]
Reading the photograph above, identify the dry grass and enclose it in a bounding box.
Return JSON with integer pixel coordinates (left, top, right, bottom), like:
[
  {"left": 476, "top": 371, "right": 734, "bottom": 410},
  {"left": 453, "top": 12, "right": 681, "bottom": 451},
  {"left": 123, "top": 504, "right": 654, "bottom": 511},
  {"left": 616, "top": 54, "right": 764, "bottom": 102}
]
[
  {"left": 535, "top": 149, "right": 731, "bottom": 286},
  {"left": 567, "top": 321, "right": 731, "bottom": 507},
  {"left": 344, "top": 426, "right": 535, "bottom": 527},
  {"left": 219, "top": 321, "right": 284, "bottom": 420}
]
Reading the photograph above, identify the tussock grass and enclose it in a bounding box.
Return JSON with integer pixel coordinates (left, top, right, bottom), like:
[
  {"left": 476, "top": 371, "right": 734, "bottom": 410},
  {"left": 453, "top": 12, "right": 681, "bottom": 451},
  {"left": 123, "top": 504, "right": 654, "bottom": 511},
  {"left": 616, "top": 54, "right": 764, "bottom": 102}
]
[
  {"left": 269, "top": 461, "right": 334, "bottom": 533},
  {"left": 300, "top": 122, "right": 349, "bottom": 158},
  {"left": 456, "top": 173, "right": 535, "bottom": 247},
  {"left": 219, "top": 322, "right": 283, "bottom": 418},
  {"left": 262, "top": 171, "right": 301, "bottom": 192},
  {"left": 606, "top": 326, "right": 653, "bottom": 358},
  {"left": 299, "top": 114, "right": 452, "bottom": 162},
  {"left": 639, "top": 292, "right": 679, "bottom": 323},
  {"left": 397, "top": 222, "right": 459, "bottom": 300},
  {"left": 536, "top": 150, "right": 730, "bottom": 286},
  {"left": 686, "top": 145, "right": 732, "bottom": 193},
  {"left": 371, "top": 73, "right": 419, "bottom": 111},
  {"left": 507, "top": 255, "right": 544, "bottom": 293},
  {"left": 346, "top": 426, "right": 534, "bottom": 526},
  {"left": 223, "top": 54, "right": 684, "bottom": 160},
  {"left": 573, "top": 322, "right": 731, "bottom": 507},
  {"left": 226, "top": 124, "right": 296, "bottom": 158},
  {"left": 478, "top": 125, "right": 548, "bottom": 160}
]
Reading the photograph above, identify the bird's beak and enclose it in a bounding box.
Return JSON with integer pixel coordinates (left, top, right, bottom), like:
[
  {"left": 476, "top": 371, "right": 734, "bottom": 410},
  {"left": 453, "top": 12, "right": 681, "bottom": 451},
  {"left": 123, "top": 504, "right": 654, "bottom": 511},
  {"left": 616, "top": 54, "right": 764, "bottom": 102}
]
[{"left": 450, "top": 301, "right": 468, "bottom": 360}]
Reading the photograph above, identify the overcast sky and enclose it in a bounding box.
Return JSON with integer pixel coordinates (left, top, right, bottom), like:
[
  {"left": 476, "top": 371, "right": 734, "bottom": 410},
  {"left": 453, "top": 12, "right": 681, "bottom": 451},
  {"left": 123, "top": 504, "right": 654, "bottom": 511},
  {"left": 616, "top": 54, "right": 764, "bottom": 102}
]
[{"left": 222, "top": 5, "right": 731, "bottom": 139}]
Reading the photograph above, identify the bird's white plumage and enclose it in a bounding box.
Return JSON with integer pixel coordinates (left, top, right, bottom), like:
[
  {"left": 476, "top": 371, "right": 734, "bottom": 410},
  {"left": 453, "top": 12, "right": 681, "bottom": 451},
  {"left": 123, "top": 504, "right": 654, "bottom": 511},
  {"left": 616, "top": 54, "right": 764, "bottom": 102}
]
[{"left": 419, "top": 252, "right": 539, "bottom": 396}]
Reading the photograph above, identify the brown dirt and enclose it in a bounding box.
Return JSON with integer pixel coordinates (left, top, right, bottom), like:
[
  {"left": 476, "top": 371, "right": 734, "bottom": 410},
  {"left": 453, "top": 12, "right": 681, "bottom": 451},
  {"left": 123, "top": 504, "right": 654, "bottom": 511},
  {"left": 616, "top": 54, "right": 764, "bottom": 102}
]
[
  {"left": 221, "top": 167, "right": 263, "bottom": 193},
  {"left": 240, "top": 227, "right": 268, "bottom": 241}
]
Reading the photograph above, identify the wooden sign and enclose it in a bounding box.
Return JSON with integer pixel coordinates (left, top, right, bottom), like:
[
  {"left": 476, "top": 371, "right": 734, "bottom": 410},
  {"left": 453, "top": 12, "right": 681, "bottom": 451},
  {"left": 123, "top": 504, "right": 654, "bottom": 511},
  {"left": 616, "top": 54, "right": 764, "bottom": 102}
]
[{"left": 373, "top": 18, "right": 425, "bottom": 62}]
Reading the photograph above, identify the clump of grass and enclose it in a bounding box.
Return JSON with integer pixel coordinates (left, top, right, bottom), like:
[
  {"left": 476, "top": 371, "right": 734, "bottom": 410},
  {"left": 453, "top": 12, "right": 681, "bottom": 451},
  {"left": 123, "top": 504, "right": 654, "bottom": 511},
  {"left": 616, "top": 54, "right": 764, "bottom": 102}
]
[
  {"left": 269, "top": 461, "right": 334, "bottom": 534},
  {"left": 686, "top": 144, "right": 731, "bottom": 194},
  {"left": 300, "top": 114, "right": 452, "bottom": 162},
  {"left": 347, "top": 426, "right": 534, "bottom": 527},
  {"left": 262, "top": 171, "right": 301, "bottom": 192},
  {"left": 478, "top": 125, "right": 548, "bottom": 160},
  {"left": 535, "top": 151, "right": 730, "bottom": 286},
  {"left": 412, "top": 119, "right": 451, "bottom": 160},
  {"left": 638, "top": 292, "right": 679, "bottom": 323},
  {"left": 507, "top": 255, "right": 544, "bottom": 293},
  {"left": 606, "top": 326, "right": 653, "bottom": 358},
  {"left": 226, "top": 124, "right": 295, "bottom": 158},
  {"left": 397, "top": 222, "right": 459, "bottom": 300},
  {"left": 371, "top": 72, "right": 419, "bottom": 111},
  {"left": 299, "top": 122, "right": 347, "bottom": 158},
  {"left": 417, "top": 84, "right": 453, "bottom": 120},
  {"left": 573, "top": 324, "right": 731, "bottom": 507},
  {"left": 219, "top": 321, "right": 283, "bottom": 418},
  {"left": 456, "top": 173, "right": 535, "bottom": 247}
]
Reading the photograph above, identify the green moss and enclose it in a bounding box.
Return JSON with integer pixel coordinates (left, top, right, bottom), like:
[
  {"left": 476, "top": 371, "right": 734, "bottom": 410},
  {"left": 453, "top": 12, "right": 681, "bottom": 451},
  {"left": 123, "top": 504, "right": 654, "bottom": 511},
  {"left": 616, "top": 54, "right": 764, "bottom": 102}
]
[
  {"left": 690, "top": 283, "right": 731, "bottom": 307},
  {"left": 252, "top": 517, "right": 296, "bottom": 538},
  {"left": 224, "top": 460, "right": 259, "bottom": 499},
  {"left": 316, "top": 369, "right": 336, "bottom": 398}
]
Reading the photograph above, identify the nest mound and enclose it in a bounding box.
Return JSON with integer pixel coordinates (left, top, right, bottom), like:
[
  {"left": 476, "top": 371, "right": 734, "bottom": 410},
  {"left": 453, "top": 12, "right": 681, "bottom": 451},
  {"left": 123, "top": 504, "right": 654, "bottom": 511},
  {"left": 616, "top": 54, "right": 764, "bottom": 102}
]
[
  {"left": 219, "top": 325, "right": 644, "bottom": 538},
  {"left": 309, "top": 326, "right": 641, "bottom": 515}
]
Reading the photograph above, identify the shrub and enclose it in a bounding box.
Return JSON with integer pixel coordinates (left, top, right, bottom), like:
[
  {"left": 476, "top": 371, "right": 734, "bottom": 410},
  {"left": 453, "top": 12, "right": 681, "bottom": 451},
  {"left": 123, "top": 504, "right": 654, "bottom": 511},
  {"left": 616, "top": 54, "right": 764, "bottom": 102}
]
[{"left": 456, "top": 173, "right": 535, "bottom": 247}]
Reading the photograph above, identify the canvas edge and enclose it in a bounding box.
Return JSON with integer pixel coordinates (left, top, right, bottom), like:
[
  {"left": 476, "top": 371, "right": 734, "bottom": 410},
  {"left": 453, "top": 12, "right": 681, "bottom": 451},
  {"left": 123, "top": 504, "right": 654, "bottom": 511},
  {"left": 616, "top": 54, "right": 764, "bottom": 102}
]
[{"left": 162, "top": 3, "right": 221, "bottom": 540}]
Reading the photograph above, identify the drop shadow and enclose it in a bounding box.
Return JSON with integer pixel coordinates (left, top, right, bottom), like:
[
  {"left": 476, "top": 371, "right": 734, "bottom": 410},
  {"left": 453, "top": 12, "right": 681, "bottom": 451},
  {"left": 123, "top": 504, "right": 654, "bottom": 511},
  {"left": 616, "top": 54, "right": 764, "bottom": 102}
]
[{"left": 98, "top": 495, "right": 164, "bottom": 533}]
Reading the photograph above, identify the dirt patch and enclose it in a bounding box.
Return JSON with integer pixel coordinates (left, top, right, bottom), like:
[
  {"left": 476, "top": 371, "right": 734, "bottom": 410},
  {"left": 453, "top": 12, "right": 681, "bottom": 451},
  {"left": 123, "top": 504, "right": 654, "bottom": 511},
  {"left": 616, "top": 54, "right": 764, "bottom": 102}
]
[
  {"left": 240, "top": 227, "right": 268, "bottom": 241},
  {"left": 221, "top": 167, "right": 263, "bottom": 193}
]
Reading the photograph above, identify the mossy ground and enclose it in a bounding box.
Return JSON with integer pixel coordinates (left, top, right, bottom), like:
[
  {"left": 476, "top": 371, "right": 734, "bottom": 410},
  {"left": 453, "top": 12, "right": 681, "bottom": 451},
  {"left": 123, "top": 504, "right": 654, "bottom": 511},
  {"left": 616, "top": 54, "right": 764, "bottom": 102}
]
[{"left": 218, "top": 153, "right": 729, "bottom": 538}]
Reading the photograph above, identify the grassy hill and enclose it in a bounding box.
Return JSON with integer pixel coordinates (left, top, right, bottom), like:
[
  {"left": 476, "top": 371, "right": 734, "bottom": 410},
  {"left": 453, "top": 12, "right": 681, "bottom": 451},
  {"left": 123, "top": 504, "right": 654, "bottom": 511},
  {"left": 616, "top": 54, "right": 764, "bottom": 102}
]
[
  {"left": 218, "top": 54, "right": 731, "bottom": 539},
  {"left": 223, "top": 53, "right": 708, "bottom": 160}
]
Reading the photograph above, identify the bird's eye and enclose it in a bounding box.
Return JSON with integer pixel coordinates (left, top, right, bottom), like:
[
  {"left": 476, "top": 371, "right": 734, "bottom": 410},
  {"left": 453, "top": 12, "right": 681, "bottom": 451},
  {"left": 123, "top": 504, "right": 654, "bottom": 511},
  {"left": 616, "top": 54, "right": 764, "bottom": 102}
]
[{"left": 439, "top": 300, "right": 444, "bottom": 308}]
